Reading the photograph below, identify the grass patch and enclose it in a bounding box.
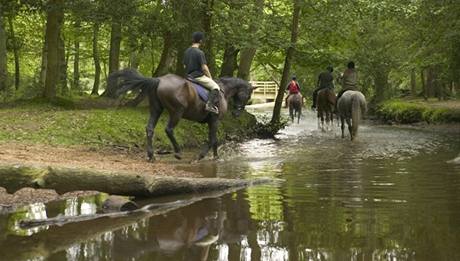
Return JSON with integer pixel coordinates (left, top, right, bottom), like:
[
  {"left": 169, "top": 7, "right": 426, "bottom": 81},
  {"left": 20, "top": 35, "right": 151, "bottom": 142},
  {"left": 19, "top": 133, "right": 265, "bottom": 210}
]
[
  {"left": 376, "top": 99, "right": 460, "bottom": 124},
  {"left": 0, "top": 102, "right": 259, "bottom": 150}
]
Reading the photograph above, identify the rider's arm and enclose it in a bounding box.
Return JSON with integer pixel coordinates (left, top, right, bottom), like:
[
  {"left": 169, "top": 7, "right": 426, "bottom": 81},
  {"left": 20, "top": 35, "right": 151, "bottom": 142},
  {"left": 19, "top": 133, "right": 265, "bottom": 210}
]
[{"left": 202, "top": 64, "right": 212, "bottom": 78}]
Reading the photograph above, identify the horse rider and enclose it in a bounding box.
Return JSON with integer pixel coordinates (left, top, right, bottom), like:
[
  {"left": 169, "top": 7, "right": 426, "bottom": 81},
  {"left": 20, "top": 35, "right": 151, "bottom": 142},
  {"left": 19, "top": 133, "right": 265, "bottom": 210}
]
[
  {"left": 311, "top": 65, "right": 334, "bottom": 110},
  {"left": 336, "top": 61, "right": 358, "bottom": 102},
  {"left": 285, "top": 75, "right": 301, "bottom": 108},
  {"left": 183, "top": 31, "right": 220, "bottom": 114}
]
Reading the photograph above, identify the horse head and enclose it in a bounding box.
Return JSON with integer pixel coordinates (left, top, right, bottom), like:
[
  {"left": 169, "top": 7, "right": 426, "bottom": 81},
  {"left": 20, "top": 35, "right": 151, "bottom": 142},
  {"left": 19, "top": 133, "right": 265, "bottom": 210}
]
[{"left": 219, "top": 78, "right": 253, "bottom": 117}]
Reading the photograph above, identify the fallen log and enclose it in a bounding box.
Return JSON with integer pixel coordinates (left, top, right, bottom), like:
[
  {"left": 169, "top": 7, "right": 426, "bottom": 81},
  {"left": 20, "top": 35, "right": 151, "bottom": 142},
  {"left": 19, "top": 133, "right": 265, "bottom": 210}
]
[{"left": 0, "top": 163, "right": 271, "bottom": 198}]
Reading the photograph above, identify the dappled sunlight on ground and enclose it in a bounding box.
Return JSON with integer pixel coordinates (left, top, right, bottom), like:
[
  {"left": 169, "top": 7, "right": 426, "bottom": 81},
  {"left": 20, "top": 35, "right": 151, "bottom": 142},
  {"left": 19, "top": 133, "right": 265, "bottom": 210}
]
[{"left": 0, "top": 143, "right": 196, "bottom": 178}]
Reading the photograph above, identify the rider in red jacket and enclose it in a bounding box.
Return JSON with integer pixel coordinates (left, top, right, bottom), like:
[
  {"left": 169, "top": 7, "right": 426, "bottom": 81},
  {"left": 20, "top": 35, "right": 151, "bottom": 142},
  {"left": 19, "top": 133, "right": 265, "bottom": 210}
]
[{"left": 285, "top": 75, "right": 301, "bottom": 108}]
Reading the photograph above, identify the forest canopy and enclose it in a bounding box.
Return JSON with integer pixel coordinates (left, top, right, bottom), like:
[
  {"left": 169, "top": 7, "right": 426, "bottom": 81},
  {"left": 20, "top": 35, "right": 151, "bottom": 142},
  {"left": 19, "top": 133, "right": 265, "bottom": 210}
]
[{"left": 0, "top": 0, "right": 458, "bottom": 104}]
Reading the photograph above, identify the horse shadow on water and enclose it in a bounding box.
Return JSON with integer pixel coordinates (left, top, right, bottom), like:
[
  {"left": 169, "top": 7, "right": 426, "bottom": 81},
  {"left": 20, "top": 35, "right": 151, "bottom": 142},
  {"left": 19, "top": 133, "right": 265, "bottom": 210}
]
[
  {"left": 288, "top": 93, "right": 302, "bottom": 124},
  {"left": 110, "top": 69, "right": 254, "bottom": 162},
  {"left": 337, "top": 90, "right": 367, "bottom": 141}
]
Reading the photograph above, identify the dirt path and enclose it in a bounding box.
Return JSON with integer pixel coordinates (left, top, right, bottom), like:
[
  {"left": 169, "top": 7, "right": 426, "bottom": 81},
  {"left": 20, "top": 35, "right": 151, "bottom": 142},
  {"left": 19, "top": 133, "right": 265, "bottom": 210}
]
[
  {"left": 0, "top": 143, "right": 198, "bottom": 209},
  {"left": 0, "top": 143, "right": 196, "bottom": 178}
]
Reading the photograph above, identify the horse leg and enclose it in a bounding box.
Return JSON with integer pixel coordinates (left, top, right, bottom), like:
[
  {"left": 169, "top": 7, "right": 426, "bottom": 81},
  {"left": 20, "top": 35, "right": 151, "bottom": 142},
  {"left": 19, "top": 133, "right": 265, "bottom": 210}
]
[
  {"left": 346, "top": 118, "right": 353, "bottom": 140},
  {"left": 297, "top": 108, "right": 301, "bottom": 124},
  {"left": 330, "top": 111, "right": 334, "bottom": 129},
  {"left": 290, "top": 107, "right": 294, "bottom": 123},
  {"left": 199, "top": 117, "right": 219, "bottom": 160},
  {"left": 146, "top": 108, "right": 163, "bottom": 162},
  {"left": 317, "top": 113, "right": 321, "bottom": 129},
  {"left": 321, "top": 113, "right": 325, "bottom": 132},
  {"left": 340, "top": 116, "right": 345, "bottom": 138},
  {"left": 165, "top": 110, "right": 183, "bottom": 160},
  {"left": 210, "top": 119, "right": 219, "bottom": 159}
]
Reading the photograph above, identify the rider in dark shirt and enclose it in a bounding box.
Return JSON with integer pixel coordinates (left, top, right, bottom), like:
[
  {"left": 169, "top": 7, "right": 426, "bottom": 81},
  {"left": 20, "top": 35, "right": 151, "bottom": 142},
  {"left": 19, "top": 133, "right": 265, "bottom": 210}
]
[
  {"left": 311, "top": 66, "right": 334, "bottom": 110},
  {"left": 184, "top": 32, "right": 220, "bottom": 114}
]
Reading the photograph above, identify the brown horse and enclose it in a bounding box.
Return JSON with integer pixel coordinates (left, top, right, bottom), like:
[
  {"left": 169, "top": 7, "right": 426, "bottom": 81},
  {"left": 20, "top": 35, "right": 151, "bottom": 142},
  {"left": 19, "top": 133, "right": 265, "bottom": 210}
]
[
  {"left": 287, "top": 93, "right": 302, "bottom": 123},
  {"left": 316, "top": 88, "right": 336, "bottom": 131},
  {"left": 110, "top": 69, "right": 253, "bottom": 161}
]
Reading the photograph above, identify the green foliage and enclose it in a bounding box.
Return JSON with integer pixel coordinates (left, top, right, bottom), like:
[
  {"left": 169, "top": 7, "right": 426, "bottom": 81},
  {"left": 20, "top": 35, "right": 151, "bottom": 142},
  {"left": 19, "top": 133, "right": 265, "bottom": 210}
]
[
  {"left": 0, "top": 0, "right": 457, "bottom": 113},
  {"left": 376, "top": 99, "right": 460, "bottom": 124}
]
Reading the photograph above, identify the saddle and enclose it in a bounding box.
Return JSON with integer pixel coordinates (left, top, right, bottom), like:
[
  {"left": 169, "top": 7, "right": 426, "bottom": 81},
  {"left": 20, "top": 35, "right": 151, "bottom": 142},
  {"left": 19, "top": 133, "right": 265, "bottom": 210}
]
[{"left": 186, "top": 78, "right": 209, "bottom": 102}]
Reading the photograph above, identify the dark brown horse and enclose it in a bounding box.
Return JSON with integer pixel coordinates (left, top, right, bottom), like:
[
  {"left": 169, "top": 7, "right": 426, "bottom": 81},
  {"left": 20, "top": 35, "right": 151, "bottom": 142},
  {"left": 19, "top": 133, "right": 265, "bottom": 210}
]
[
  {"left": 110, "top": 69, "right": 253, "bottom": 161},
  {"left": 316, "top": 88, "right": 336, "bottom": 131},
  {"left": 287, "top": 93, "right": 302, "bottom": 123}
]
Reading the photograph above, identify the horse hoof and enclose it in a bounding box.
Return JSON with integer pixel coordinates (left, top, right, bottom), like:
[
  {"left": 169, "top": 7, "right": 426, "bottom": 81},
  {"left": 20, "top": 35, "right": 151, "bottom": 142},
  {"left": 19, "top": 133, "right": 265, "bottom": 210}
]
[{"left": 174, "top": 153, "right": 182, "bottom": 160}]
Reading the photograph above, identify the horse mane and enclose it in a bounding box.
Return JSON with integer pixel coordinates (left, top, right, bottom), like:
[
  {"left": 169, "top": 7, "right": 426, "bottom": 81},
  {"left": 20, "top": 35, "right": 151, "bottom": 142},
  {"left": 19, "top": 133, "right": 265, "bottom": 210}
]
[{"left": 218, "top": 77, "right": 251, "bottom": 90}]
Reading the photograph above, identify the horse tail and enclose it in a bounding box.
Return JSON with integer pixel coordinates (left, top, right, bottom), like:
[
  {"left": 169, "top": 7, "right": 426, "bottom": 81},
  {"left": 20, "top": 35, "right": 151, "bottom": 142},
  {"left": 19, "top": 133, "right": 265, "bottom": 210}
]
[
  {"left": 108, "top": 69, "right": 160, "bottom": 97},
  {"left": 351, "top": 94, "right": 361, "bottom": 136}
]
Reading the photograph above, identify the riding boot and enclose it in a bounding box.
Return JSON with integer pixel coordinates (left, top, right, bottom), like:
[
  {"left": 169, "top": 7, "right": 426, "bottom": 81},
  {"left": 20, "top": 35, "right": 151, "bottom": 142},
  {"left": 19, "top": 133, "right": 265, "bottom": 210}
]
[
  {"left": 311, "top": 89, "right": 318, "bottom": 110},
  {"left": 205, "top": 89, "right": 219, "bottom": 114}
]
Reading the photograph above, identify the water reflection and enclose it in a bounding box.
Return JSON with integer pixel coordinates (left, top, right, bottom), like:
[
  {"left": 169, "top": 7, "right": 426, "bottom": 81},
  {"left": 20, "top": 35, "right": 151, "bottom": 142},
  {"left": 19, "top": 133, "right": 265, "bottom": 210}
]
[
  {"left": 7, "top": 203, "right": 48, "bottom": 236},
  {"left": 0, "top": 111, "right": 459, "bottom": 260}
]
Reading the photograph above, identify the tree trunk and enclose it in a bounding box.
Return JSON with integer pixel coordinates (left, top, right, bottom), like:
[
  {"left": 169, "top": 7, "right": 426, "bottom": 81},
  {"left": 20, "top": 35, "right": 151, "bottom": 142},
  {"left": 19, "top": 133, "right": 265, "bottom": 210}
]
[
  {"left": 153, "top": 32, "right": 174, "bottom": 77},
  {"left": 103, "top": 21, "right": 122, "bottom": 98},
  {"left": 91, "top": 23, "right": 101, "bottom": 95},
  {"left": 128, "top": 31, "right": 140, "bottom": 70},
  {"left": 237, "top": 0, "right": 264, "bottom": 81},
  {"left": 175, "top": 41, "right": 187, "bottom": 77},
  {"left": 237, "top": 48, "right": 256, "bottom": 81},
  {"left": 58, "top": 28, "right": 67, "bottom": 95},
  {"left": 39, "top": 32, "right": 48, "bottom": 89},
  {"left": 43, "top": 0, "right": 64, "bottom": 99},
  {"left": 421, "top": 68, "right": 427, "bottom": 100},
  {"left": 8, "top": 16, "right": 20, "bottom": 90},
  {"left": 410, "top": 68, "right": 416, "bottom": 97},
  {"left": 72, "top": 21, "right": 80, "bottom": 93},
  {"left": 202, "top": 0, "right": 216, "bottom": 76},
  {"left": 374, "top": 69, "right": 388, "bottom": 103},
  {"left": 109, "top": 21, "right": 121, "bottom": 75},
  {"left": 219, "top": 45, "right": 239, "bottom": 77},
  {"left": 0, "top": 17, "right": 7, "bottom": 92},
  {"left": 271, "top": 0, "right": 301, "bottom": 124},
  {"left": 426, "top": 66, "right": 434, "bottom": 98}
]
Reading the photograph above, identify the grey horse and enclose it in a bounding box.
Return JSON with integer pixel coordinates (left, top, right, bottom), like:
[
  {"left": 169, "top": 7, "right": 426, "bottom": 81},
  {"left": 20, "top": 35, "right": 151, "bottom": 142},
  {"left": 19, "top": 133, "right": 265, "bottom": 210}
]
[{"left": 337, "top": 91, "right": 367, "bottom": 140}]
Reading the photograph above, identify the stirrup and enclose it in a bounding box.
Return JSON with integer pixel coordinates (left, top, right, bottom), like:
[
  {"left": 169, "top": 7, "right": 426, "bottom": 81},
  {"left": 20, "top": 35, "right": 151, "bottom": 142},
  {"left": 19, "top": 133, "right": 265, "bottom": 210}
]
[{"left": 205, "top": 104, "right": 219, "bottom": 114}]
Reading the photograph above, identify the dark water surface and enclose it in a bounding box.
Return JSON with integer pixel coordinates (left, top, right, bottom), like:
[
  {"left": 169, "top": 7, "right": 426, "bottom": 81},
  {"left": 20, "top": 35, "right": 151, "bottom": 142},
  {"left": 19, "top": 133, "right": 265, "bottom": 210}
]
[{"left": 1, "top": 110, "right": 459, "bottom": 261}]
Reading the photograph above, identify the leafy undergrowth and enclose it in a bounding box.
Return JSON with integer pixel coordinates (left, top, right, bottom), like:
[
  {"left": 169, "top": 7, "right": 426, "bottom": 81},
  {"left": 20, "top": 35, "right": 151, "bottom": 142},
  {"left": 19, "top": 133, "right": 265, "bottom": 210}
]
[
  {"left": 376, "top": 99, "right": 460, "bottom": 124},
  {"left": 0, "top": 99, "right": 261, "bottom": 150}
]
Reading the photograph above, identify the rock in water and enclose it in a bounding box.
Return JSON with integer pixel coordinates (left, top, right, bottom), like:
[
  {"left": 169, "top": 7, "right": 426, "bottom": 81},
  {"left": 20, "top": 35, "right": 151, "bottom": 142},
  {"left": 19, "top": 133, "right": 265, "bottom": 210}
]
[
  {"left": 102, "top": 195, "right": 138, "bottom": 212},
  {"left": 447, "top": 153, "right": 460, "bottom": 164}
]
